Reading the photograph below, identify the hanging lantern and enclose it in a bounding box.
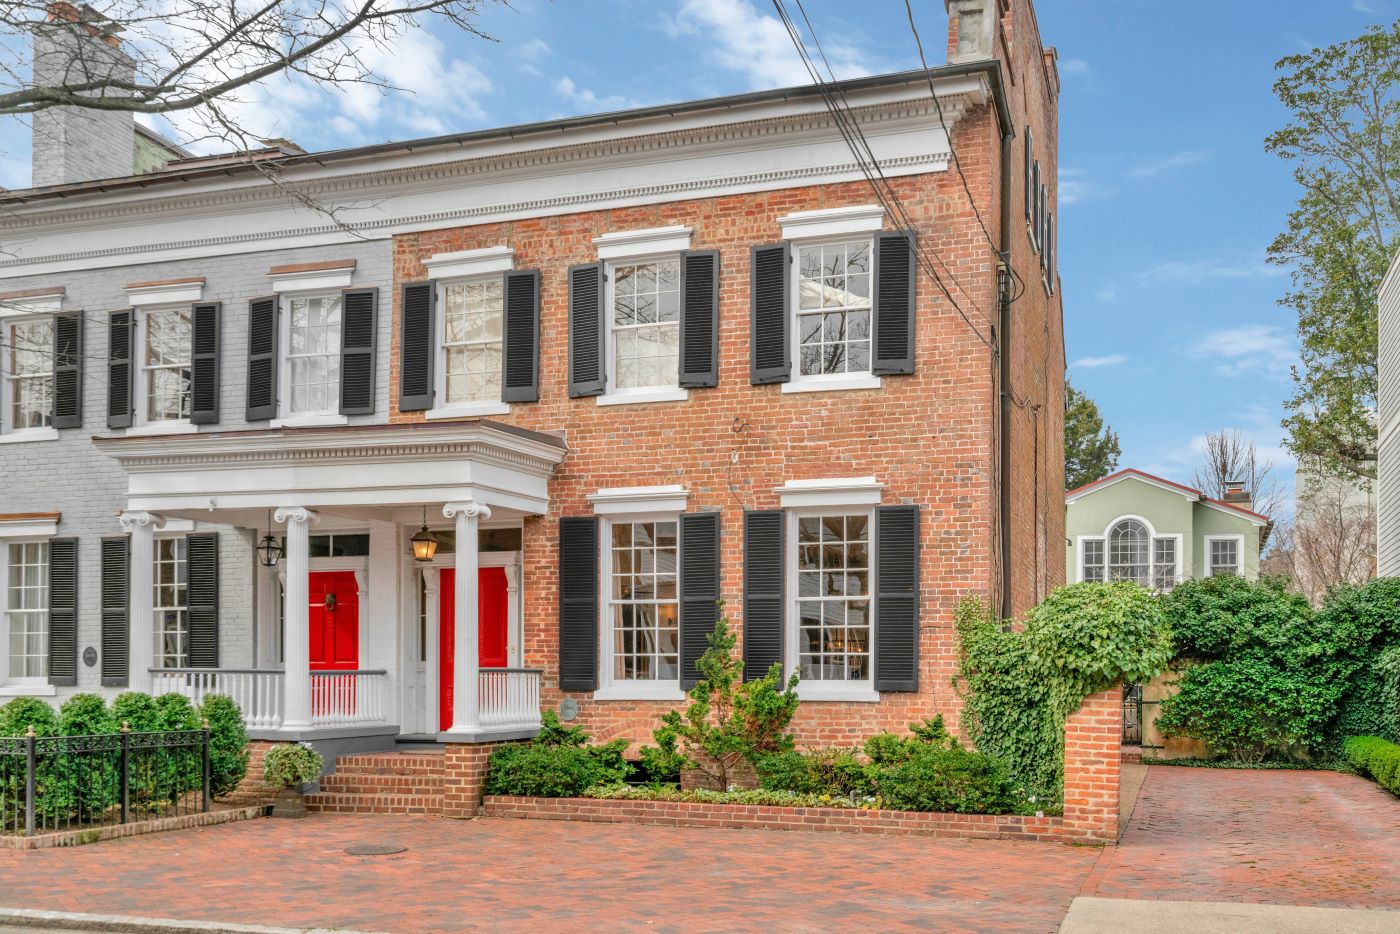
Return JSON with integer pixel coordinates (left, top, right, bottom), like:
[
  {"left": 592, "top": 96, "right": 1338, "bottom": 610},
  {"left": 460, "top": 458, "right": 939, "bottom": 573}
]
[
  {"left": 411, "top": 506, "right": 439, "bottom": 562},
  {"left": 256, "top": 509, "right": 284, "bottom": 568}
]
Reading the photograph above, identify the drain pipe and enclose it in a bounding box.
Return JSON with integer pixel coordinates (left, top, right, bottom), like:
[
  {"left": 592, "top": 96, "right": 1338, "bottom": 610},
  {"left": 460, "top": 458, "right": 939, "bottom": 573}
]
[{"left": 997, "top": 94, "right": 1015, "bottom": 621}]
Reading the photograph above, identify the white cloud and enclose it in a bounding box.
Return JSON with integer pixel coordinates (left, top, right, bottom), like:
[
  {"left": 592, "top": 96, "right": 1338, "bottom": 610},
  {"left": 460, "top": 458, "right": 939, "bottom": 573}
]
[
  {"left": 1142, "top": 255, "right": 1283, "bottom": 285},
  {"left": 1071, "top": 354, "right": 1128, "bottom": 369},
  {"left": 665, "top": 0, "right": 872, "bottom": 89},
  {"left": 1129, "top": 149, "right": 1209, "bottom": 178},
  {"left": 1095, "top": 284, "right": 1118, "bottom": 303},
  {"left": 1058, "top": 167, "right": 1099, "bottom": 206},
  {"left": 553, "top": 76, "right": 642, "bottom": 112},
  {"left": 519, "top": 38, "right": 551, "bottom": 62},
  {"left": 1355, "top": 0, "right": 1380, "bottom": 13},
  {"left": 1060, "top": 58, "right": 1091, "bottom": 77},
  {"left": 1189, "top": 324, "right": 1297, "bottom": 379}
]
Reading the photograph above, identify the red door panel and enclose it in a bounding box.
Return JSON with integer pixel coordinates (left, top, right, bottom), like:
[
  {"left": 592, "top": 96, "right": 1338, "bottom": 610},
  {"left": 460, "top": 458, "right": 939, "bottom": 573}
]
[
  {"left": 308, "top": 571, "right": 359, "bottom": 671},
  {"left": 439, "top": 567, "right": 511, "bottom": 732}
]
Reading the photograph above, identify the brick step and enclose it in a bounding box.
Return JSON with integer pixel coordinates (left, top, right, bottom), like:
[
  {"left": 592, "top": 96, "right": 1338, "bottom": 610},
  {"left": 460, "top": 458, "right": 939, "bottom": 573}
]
[
  {"left": 332, "top": 754, "right": 446, "bottom": 777},
  {"left": 305, "top": 792, "right": 444, "bottom": 815},
  {"left": 318, "top": 775, "right": 445, "bottom": 795}
]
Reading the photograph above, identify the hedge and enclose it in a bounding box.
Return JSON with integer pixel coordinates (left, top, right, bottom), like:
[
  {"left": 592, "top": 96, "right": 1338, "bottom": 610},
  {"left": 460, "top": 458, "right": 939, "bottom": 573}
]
[{"left": 1343, "top": 735, "right": 1400, "bottom": 795}]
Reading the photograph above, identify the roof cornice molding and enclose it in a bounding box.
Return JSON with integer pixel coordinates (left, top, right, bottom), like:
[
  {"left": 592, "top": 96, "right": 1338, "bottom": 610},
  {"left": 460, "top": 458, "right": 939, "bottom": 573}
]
[{"left": 0, "top": 95, "right": 971, "bottom": 238}]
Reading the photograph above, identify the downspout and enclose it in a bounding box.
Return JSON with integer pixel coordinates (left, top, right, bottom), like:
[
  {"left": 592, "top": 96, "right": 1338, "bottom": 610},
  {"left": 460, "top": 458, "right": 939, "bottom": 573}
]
[{"left": 997, "top": 96, "right": 1015, "bottom": 620}]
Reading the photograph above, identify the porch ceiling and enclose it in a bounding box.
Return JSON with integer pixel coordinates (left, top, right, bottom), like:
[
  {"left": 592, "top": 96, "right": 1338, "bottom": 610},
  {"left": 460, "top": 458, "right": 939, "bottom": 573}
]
[{"left": 93, "top": 419, "right": 568, "bottom": 517}]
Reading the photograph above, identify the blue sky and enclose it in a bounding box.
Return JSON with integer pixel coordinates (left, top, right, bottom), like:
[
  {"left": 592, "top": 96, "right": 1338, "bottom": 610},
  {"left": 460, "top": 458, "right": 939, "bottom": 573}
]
[{"left": 4, "top": 0, "right": 1392, "bottom": 514}]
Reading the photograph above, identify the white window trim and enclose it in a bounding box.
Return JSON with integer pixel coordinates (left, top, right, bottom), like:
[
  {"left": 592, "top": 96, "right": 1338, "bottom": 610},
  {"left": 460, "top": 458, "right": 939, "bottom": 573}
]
[
  {"left": 425, "top": 274, "right": 511, "bottom": 421},
  {"left": 274, "top": 290, "right": 347, "bottom": 425},
  {"left": 1204, "top": 533, "right": 1245, "bottom": 576},
  {"left": 2, "top": 536, "right": 54, "bottom": 690},
  {"left": 778, "top": 205, "right": 885, "bottom": 241},
  {"left": 424, "top": 245, "right": 514, "bottom": 281},
  {"left": 270, "top": 266, "right": 354, "bottom": 294},
  {"left": 588, "top": 485, "right": 689, "bottom": 516},
  {"left": 126, "top": 280, "right": 204, "bottom": 307},
  {"left": 1077, "top": 515, "right": 1183, "bottom": 588},
  {"left": 153, "top": 533, "right": 191, "bottom": 670},
  {"left": 1, "top": 310, "right": 57, "bottom": 441},
  {"left": 593, "top": 226, "right": 692, "bottom": 262},
  {"left": 598, "top": 250, "right": 690, "bottom": 406},
  {"left": 593, "top": 511, "right": 686, "bottom": 702},
  {"left": 130, "top": 303, "right": 196, "bottom": 434},
  {"left": 784, "top": 506, "right": 880, "bottom": 703},
  {"left": 776, "top": 477, "right": 883, "bottom": 510},
  {"left": 783, "top": 232, "right": 882, "bottom": 394}
]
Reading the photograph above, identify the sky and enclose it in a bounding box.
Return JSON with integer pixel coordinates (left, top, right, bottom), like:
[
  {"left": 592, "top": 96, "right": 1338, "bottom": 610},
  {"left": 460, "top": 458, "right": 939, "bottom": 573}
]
[{"left": 3, "top": 0, "right": 1393, "bottom": 517}]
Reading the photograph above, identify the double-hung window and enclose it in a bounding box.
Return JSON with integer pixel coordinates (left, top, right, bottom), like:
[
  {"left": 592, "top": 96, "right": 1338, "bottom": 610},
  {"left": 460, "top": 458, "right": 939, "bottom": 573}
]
[
  {"left": 141, "top": 306, "right": 192, "bottom": 424},
  {"left": 1207, "top": 536, "right": 1242, "bottom": 577},
  {"left": 153, "top": 536, "right": 189, "bottom": 668},
  {"left": 605, "top": 518, "right": 680, "bottom": 684},
  {"left": 1079, "top": 518, "right": 1179, "bottom": 591},
  {"left": 794, "top": 238, "right": 873, "bottom": 381},
  {"left": 5, "top": 541, "right": 49, "bottom": 682},
  {"left": 789, "top": 509, "right": 874, "bottom": 697},
  {"left": 2, "top": 316, "right": 54, "bottom": 439},
  {"left": 285, "top": 293, "right": 343, "bottom": 417},
  {"left": 608, "top": 257, "right": 682, "bottom": 396},
  {"left": 440, "top": 278, "right": 504, "bottom": 407}
]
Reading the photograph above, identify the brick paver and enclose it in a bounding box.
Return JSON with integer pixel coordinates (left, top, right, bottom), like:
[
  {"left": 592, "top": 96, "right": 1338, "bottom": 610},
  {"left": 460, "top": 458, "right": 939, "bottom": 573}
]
[
  {"left": 1, "top": 766, "right": 1397, "bottom": 932},
  {"left": 0, "top": 815, "right": 1095, "bottom": 933},
  {"left": 1083, "top": 766, "right": 1400, "bottom": 909}
]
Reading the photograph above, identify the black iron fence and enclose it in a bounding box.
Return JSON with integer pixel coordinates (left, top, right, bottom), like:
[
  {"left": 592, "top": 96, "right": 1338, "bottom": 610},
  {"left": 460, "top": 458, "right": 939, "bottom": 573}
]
[
  {"left": 1122, "top": 684, "right": 1143, "bottom": 745},
  {"left": 0, "top": 726, "right": 211, "bottom": 837}
]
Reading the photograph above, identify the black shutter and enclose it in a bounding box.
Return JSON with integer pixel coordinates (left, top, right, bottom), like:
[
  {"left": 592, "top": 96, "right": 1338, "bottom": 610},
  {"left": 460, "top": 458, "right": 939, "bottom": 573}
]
[
  {"left": 51, "top": 312, "right": 83, "bottom": 429},
  {"left": 558, "top": 517, "right": 599, "bottom": 691},
  {"left": 107, "top": 310, "right": 134, "bottom": 429},
  {"left": 568, "top": 263, "right": 606, "bottom": 398},
  {"left": 47, "top": 538, "right": 78, "bottom": 687},
  {"left": 186, "top": 532, "right": 219, "bottom": 668},
  {"left": 502, "top": 269, "right": 541, "bottom": 403},
  {"left": 874, "top": 504, "right": 920, "bottom": 692},
  {"left": 1031, "top": 161, "right": 1041, "bottom": 250},
  {"left": 1039, "top": 185, "right": 1048, "bottom": 269},
  {"left": 339, "top": 288, "right": 377, "bottom": 416},
  {"left": 399, "top": 281, "right": 434, "bottom": 412},
  {"left": 245, "top": 296, "right": 278, "bottom": 421},
  {"left": 873, "top": 231, "right": 917, "bottom": 376},
  {"left": 680, "top": 250, "right": 720, "bottom": 388},
  {"left": 101, "top": 536, "right": 130, "bottom": 687},
  {"left": 742, "top": 510, "right": 784, "bottom": 682},
  {"left": 679, "top": 512, "right": 721, "bottom": 689},
  {"left": 189, "top": 302, "right": 220, "bottom": 425},
  {"left": 1047, "top": 212, "right": 1056, "bottom": 292},
  {"left": 750, "top": 243, "right": 790, "bottom": 384},
  {"left": 1024, "top": 126, "right": 1034, "bottom": 222}
]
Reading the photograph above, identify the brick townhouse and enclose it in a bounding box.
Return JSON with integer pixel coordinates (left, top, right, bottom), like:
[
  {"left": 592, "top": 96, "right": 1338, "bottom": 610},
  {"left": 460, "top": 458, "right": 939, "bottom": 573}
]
[{"left": 0, "top": 0, "right": 1064, "bottom": 796}]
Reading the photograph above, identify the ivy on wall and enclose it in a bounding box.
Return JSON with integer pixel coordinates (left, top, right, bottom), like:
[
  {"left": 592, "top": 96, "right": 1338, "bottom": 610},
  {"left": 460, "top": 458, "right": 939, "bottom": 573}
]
[{"left": 955, "top": 583, "right": 1172, "bottom": 806}]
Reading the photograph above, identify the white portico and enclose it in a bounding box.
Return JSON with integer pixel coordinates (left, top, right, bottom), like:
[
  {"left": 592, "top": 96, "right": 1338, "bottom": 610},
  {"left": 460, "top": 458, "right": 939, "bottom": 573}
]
[{"left": 94, "top": 419, "right": 567, "bottom": 742}]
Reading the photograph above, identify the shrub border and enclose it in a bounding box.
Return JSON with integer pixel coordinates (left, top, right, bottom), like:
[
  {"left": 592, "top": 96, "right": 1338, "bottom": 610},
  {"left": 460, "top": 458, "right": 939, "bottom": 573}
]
[
  {"left": 0, "top": 803, "right": 268, "bottom": 850},
  {"left": 483, "top": 795, "right": 1080, "bottom": 843}
]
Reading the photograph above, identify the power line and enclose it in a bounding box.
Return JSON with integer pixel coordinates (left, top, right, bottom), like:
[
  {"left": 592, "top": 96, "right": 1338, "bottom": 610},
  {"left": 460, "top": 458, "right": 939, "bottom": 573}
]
[{"left": 774, "top": 0, "right": 995, "bottom": 347}]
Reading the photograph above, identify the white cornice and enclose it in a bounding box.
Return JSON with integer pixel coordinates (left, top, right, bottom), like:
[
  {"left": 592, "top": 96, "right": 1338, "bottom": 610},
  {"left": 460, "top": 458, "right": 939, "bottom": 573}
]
[
  {"left": 776, "top": 477, "right": 884, "bottom": 508},
  {"left": 424, "top": 245, "right": 515, "bottom": 280},
  {"left": 270, "top": 265, "right": 355, "bottom": 293},
  {"left": 778, "top": 205, "right": 885, "bottom": 240},
  {"left": 0, "top": 293, "right": 62, "bottom": 317},
  {"left": 593, "top": 226, "right": 693, "bottom": 261},
  {"left": 587, "top": 485, "right": 689, "bottom": 515},
  {"left": 126, "top": 280, "right": 203, "bottom": 306}
]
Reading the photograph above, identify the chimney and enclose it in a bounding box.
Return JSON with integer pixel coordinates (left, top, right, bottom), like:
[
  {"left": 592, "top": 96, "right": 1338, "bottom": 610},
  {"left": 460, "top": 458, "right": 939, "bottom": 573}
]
[
  {"left": 945, "top": 0, "right": 998, "bottom": 64},
  {"left": 31, "top": 3, "right": 137, "bottom": 187},
  {"left": 1222, "top": 479, "right": 1252, "bottom": 508}
]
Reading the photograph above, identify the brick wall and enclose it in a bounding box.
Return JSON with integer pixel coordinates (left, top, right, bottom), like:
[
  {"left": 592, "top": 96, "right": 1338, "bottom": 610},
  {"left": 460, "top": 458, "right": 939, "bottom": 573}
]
[
  {"left": 442, "top": 741, "right": 517, "bottom": 818},
  {"left": 1061, "top": 687, "right": 1122, "bottom": 843}
]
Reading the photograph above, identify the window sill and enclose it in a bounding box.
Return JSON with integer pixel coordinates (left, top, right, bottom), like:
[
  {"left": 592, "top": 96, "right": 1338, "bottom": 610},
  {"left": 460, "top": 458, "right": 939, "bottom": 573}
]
[
  {"left": 794, "top": 684, "right": 880, "bottom": 703},
  {"left": 593, "top": 684, "right": 687, "bottom": 702},
  {"left": 425, "top": 401, "right": 510, "bottom": 420},
  {"left": 125, "top": 420, "right": 199, "bottom": 437},
  {"left": 270, "top": 414, "right": 350, "bottom": 429},
  {"left": 596, "top": 387, "right": 690, "bottom": 407},
  {"left": 0, "top": 427, "right": 58, "bottom": 445},
  {"left": 781, "top": 374, "right": 882, "bottom": 394},
  {"left": 0, "top": 683, "right": 57, "bottom": 697}
]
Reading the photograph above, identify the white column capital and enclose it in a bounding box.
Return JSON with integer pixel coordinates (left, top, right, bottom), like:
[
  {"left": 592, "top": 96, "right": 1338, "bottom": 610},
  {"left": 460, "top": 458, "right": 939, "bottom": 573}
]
[
  {"left": 443, "top": 501, "right": 492, "bottom": 521},
  {"left": 274, "top": 506, "right": 319, "bottom": 526},
  {"left": 118, "top": 510, "right": 165, "bottom": 532}
]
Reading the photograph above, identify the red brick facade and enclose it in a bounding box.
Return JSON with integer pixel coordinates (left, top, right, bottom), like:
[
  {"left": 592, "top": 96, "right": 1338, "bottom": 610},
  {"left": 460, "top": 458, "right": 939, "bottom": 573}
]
[
  {"left": 1062, "top": 687, "right": 1123, "bottom": 843},
  {"left": 384, "top": 1, "right": 1064, "bottom": 751}
]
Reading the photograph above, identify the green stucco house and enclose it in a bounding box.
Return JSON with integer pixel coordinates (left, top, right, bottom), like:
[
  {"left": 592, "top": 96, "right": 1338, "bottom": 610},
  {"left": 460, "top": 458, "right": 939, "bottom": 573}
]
[{"left": 1065, "top": 469, "right": 1267, "bottom": 588}]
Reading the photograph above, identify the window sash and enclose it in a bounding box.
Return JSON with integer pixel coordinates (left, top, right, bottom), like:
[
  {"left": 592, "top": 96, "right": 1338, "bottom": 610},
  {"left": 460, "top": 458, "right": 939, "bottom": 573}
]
[
  {"left": 604, "top": 518, "right": 679, "bottom": 683},
  {"left": 285, "top": 295, "right": 342, "bottom": 415},
  {"left": 790, "top": 511, "right": 872, "bottom": 685},
  {"left": 4, "top": 318, "right": 54, "bottom": 434},
  {"left": 1209, "top": 539, "right": 1241, "bottom": 576},
  {"left": 142, "top": 307, "right": 192, "bottom": 423},
  {"left": 607, "top": 258, "right": 681, "bottom": 392},
  {"left": 793, "top": 238, "right": 873, "bottom": 379},
  {"left": 6, "top": 541, "right": 49, "bottom": 681},
  {"left": 153, "top": 537, "right": 189, "bottom": 668},
  {"left": 440, "top": 279, "right": 504, "bottom": 405}
]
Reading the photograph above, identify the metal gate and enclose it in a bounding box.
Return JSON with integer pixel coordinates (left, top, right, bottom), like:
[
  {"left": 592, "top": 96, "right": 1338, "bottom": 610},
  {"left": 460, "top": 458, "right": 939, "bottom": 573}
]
[{"left": 1122, "top": 684, "right": 1143, "bottom": 745}]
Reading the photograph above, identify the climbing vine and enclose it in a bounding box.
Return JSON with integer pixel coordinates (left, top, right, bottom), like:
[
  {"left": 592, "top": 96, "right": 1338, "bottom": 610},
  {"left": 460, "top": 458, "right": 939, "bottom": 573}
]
[{"left": 955, "top": 583, "right": 1172, "bottom": 806}]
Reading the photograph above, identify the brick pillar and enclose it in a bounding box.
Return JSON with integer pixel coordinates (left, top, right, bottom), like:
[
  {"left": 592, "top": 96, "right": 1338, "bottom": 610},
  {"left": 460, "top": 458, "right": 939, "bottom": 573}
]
[
  {"left": 1061, "top": 686, "right": 1122, "bottom": 844},
  {"left": 442, "top": 742, "right": 506, "bottom": 819},
  {"left": 221, "top": 739, "right": 280, "bottom": 805}
]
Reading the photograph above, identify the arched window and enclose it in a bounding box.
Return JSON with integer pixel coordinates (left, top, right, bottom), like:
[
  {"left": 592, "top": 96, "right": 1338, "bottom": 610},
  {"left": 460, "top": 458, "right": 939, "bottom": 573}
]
[{"left": 1108, "top": 519, "right": 1150, "bottom": 585}]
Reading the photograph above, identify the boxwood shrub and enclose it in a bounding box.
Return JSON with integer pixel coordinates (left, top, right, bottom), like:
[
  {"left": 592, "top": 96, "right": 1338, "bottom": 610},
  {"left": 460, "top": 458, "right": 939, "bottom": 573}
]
[
  {"left": 1344, "top": 735, "right": 1400, "bottom": 795},
  {"left": 486, "top": 712, "right": 630, "bottom": 797}
]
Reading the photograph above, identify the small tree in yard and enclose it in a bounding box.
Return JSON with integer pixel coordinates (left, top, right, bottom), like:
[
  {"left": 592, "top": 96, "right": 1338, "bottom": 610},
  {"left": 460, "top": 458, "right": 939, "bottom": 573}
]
[{"left": 643, "top": 612, "right": 800, "bottom": 790}]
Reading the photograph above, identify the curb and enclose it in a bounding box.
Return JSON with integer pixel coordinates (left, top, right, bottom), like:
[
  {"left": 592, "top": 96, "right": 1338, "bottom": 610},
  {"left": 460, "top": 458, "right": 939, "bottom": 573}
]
[{"left": 0, "top": 907, "right": 389, "bottom": 934}]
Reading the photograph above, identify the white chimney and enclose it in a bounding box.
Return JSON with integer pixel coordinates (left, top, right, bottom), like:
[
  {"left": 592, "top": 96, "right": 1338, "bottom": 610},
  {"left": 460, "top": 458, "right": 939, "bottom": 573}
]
[
  {"left": 945, "top": 0, "right": 997, "bottom": 64},
  {"left": 31, "top": 3, "right": 137, "bottom": 187}
]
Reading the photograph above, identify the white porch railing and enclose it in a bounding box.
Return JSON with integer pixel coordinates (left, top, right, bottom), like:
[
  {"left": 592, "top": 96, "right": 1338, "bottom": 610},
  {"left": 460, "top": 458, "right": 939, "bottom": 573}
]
[
  {"left": 478, "top": 668, "right": 543, "bottom": 730},
  {"left": 151, "top": 668, "right": 287, "bottom": 730},
  {"left": 310, "top": 670, "right": 389, "bottom": 727}
]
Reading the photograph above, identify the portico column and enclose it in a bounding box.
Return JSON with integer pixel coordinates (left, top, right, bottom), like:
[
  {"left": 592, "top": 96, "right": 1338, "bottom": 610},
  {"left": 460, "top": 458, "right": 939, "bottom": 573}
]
[
  {"left": 443, "top": 500, "right": 490, "bottom": 736},
  {"left": 275, "top": 506, "right": 318, "bottom": 730},
  {"left": 119, "top": 511, "right": 164, "bottom": 693}
]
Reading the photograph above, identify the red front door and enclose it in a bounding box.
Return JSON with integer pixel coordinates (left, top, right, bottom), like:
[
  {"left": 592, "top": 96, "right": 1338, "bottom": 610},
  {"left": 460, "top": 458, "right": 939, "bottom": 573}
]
[
  {"left": 439, "top": 567, "right": 509, "bottom": 732},
  {"left": 309, "top": 571, "right": 360, "bottom": 670}
]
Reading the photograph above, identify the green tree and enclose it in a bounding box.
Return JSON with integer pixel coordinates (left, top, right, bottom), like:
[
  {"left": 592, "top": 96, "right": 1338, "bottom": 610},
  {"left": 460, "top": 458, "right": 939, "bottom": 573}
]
[
  {"left": 1064, "top": 379, "right": 1121, "bottom": 490},
  {"left": 1267, "top": 24, "right": 1400, "bottom": 481}
]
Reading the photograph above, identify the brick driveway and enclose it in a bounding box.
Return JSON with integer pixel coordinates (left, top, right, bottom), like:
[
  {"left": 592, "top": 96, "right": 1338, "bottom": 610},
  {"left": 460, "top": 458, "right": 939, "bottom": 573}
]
[{"left": 0, "top": 766, "right": 1396, "bottom": 933}]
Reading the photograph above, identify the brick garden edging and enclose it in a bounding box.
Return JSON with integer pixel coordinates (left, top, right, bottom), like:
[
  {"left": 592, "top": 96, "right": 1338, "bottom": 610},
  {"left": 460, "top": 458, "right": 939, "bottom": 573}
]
[
  {"left": 0, "top": 803, "right": 269, "bottom": 850},
  {"left": 484, "top": 795, "right": 1066, "bottom": 842}
]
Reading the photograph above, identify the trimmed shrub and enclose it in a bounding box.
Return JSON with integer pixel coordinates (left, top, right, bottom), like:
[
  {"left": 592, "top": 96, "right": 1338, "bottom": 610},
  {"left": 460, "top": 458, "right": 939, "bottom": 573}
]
[
  {"left": 1344, "top": 735, "right": 1400, "bottom": 796},
  {"left": 0, "top": 697, "right": 58, "bottom": 736},
  {"left": 756, "top": 748, "right": 870, "bottom": 798},
  {"left": 111, "top": 692, "right": 160, "bottom": 733},
  {"left": 155, "top": 694, "right": 200, "bottom": 731},
  {"left": 58, "top": 694, "right": 115, "bottom": 737},
  {"left": 486, "top": 711, "right": 630, "bottom": 798},
  {"left": 201, "top": 694, "right": 250, "bottom": 798},
  {"left": 870, "top": 745, "right": 1021, "bottom": 814}
]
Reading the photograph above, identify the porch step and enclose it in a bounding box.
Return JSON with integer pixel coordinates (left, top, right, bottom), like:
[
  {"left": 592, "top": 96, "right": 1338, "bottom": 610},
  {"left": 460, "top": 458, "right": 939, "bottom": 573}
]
[
  {"left": 305, "top": 750, "right": 447, "bottom": 815},
  {"left": 1121, "top": 745, "right": 1144, "bottom": 765}
]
